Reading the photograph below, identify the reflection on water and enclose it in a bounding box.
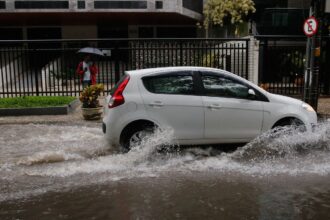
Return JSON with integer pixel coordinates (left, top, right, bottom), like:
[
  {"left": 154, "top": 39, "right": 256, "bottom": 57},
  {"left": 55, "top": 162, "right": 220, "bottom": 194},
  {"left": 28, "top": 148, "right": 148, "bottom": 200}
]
[{"left": 1, "top": 123, "right": 330, "bottom": 219}]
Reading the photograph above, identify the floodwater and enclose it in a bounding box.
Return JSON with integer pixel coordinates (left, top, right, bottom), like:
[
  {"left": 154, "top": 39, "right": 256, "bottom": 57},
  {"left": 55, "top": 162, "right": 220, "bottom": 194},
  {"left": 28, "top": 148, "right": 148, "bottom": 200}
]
[{"left": 1, "top": 123, "right": 330, "bottom": 219}]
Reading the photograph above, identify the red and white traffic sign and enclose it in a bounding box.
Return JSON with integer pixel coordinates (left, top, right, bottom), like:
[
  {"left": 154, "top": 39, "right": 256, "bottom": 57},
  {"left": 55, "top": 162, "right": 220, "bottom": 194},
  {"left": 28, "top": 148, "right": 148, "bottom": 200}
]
[{"left": 303, "top": 16, "right": 318, "bottom": 37}]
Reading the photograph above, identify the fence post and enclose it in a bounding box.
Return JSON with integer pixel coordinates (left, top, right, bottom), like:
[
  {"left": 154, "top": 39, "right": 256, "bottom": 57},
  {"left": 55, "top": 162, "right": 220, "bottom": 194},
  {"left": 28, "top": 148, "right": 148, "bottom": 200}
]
[
  {"left": 259, "top": 38, "right": 268, "bottom": 85},
  {"left": 180, "top": 40, "right": 183, "bottom": 66},
  {"left": 245, "top": 39, "right": 249, "bottom": 80},
  {"left": 33, "top": 48, "right": 39, "bottom": 96},
  {"left": 251, "top": 37, "right": 260, "bottom": 85},
  {"left": 114, "top": 41, "right": 120, "bottom": 83},
  {"left": 304, "top": 0, "right": 324, "bottom": 111}
]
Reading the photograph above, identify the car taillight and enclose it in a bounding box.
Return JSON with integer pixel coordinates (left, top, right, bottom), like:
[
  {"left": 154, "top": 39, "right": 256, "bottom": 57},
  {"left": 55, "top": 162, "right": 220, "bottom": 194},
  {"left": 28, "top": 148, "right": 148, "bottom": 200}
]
[{"left": 108, "top": 76, "right": 130, "bottom": 108}]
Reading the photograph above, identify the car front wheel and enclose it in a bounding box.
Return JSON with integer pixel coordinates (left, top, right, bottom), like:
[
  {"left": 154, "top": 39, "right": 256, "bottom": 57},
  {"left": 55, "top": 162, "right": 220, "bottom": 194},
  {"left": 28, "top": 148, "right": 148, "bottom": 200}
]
[{"left": 273, "top": 118, "right": 306, "bottom": 132}]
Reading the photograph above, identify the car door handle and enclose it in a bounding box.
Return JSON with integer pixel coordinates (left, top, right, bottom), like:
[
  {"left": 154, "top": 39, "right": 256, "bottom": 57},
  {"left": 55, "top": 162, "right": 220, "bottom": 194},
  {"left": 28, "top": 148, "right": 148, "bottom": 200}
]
[
  {"left": 208, "top": 104, "right": 222, "bottom": 109},
  {"left": 149, "top": 101, "right": 164, "bottom": 107}
]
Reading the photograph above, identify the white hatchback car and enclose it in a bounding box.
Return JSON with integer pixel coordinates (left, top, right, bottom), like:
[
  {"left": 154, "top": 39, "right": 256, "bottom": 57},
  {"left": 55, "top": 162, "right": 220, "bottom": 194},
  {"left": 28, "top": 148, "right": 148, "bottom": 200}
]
[{"left": 103, "top": 67, "right": 317, "bottom": 150}]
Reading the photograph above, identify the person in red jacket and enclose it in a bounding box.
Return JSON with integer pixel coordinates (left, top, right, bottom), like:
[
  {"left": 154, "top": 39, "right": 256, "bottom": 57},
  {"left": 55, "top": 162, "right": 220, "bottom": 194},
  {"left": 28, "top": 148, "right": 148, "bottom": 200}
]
[{"left": 76, "top": 54, "right": 98, "bottom": 88}]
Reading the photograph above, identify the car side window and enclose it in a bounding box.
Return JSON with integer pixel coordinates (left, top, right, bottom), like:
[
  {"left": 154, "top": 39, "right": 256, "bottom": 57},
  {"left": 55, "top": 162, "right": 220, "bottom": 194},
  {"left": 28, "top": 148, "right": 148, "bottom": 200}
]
[
  {"left": 201, "top": 75, "right": 250, "bottom": 99},
  {"left": 143, "top": 74, "right": 194, "bottom": 95}
]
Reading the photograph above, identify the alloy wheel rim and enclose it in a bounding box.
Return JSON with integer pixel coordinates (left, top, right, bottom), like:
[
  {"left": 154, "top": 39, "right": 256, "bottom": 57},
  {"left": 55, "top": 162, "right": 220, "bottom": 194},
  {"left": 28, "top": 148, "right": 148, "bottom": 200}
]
[{"left": 129, "top": 130, "right": 151, "bottom": 147}]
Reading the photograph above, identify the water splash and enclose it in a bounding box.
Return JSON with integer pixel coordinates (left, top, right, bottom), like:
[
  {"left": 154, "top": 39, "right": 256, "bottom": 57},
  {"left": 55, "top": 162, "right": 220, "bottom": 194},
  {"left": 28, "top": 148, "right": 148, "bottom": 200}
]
[
  {"left": 17, "top": 151, "right": 85, "bottom": 165},
  {"left": 232, "top": 123, "right": 330, "bottom": 162},
  {"left": 2, "top": 123, "right": 330, "bottom": 176},
  {"left": 23, "top": 127, "right": 176, "bottom": 177},
  {"left": 0, "top": 124, "right": 110, "bottom": 166},
  {"left": 2, "top": 122, "right": 330, "bottom": 202}
]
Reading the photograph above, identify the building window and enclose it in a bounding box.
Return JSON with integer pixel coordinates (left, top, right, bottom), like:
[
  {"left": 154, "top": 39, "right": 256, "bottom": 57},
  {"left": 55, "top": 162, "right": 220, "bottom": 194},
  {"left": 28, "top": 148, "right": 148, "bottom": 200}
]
[
  {"left": 156, "top": 27, "right": 196, "bottom": 38},
  {"left": 0, "top": 28, "right": 23, "bottom": 40},
  {"left": 156, "top": 1, "right": 163, "bottom": 9},
  {"left": 77, "top": 0, "right": 85, "bottom": 9},
  {"left": 182, "top": 0, "right": 203, "bottom": 14},
  {"left": 94, "top": 1, "right": 147, "bottom": 9},
  {"left": 253, "top": 0, "right": 288, "bottom": 8},
  {"left": 139, "top": 27, "right": 154, "bottom": 38},
  {"left": 15, "top": 1, "right": 69, "bottom": 9},
  {"left": 0, "top": 1, "right": 5, "bottom": 9}
]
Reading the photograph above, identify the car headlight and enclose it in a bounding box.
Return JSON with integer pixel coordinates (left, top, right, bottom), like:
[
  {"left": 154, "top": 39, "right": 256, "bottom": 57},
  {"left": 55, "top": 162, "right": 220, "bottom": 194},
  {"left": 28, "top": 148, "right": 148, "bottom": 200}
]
[{"left": 302, "top": 103, "right": 315, "bottom": 112}]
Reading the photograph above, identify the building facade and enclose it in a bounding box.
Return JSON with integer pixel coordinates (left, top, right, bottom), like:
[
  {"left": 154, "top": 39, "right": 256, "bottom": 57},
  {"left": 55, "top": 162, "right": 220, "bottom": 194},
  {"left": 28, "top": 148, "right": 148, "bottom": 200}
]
[
  {"left": 253, "top": 0, "right": 312, "bottom": 36},
  {"left": 0, "top": 0, "right": 203, "bottom": 40}
]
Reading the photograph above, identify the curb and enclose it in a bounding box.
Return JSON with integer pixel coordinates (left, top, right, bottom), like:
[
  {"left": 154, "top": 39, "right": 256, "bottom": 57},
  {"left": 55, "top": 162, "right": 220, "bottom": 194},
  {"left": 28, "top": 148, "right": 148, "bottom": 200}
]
[{"left": 0, "top": 99, "right": 80, "bottom": 116}]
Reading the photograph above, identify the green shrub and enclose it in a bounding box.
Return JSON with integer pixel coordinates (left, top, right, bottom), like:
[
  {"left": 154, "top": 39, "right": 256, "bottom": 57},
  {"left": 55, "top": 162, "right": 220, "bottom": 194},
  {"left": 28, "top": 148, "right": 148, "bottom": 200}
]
[
  {"left": 0, "top": 96, "right": 76, "bottom": 108},
  {"left": 79, "top": 84, "right": 104, "bottom": 108}
]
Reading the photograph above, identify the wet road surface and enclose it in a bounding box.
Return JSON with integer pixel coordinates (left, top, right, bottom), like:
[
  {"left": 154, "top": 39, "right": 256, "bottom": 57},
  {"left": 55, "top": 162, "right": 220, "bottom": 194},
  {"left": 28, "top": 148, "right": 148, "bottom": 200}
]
[{"left": 1, "top": 123, "right": 330, "bottom": 219}]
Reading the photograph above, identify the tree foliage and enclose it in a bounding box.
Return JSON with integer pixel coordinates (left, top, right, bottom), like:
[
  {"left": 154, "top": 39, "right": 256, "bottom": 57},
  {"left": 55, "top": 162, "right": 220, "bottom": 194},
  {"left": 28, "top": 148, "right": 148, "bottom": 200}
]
[{"left": 203, "top": 0, "right": 256, "bottom": 29}]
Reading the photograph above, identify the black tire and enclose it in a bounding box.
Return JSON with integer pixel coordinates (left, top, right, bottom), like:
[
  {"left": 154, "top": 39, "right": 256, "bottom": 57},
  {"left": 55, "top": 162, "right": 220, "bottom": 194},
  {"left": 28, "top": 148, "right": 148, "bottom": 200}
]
[
  {"left": 273, "top": 118, "right": 306, "bottom": 132},
  {"left": 121, "top": 124, "right": 155, "bottom": 151}
]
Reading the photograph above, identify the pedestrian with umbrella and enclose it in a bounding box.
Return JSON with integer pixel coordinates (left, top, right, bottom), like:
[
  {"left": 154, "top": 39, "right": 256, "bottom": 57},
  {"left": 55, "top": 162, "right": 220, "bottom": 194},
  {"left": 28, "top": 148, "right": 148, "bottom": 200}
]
[{"left": 76, "top": 47, "right": 104, "bottom": 88}]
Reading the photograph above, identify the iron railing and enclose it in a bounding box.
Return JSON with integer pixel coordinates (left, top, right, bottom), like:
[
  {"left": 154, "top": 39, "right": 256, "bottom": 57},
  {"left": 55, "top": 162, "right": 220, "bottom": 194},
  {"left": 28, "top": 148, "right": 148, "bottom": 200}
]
[
  {"left": 0, "top": 38, "right": 250, "bottom": 97},
  {"left": 257, "top": 35, "right": 307, "bottom": 97}
]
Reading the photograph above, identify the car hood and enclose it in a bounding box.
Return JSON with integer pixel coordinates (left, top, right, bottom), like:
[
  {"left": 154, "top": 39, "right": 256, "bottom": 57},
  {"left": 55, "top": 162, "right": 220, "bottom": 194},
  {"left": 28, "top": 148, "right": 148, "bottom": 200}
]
[{"left": 267, "top": 93, "right": 303, "bottom": 106}]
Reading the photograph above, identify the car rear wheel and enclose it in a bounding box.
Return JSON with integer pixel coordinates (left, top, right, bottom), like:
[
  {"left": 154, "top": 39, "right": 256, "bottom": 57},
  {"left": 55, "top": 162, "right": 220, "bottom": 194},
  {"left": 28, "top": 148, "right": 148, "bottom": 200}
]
[{"left": 122, "top": 124, "right": 155, "bottom": 151}]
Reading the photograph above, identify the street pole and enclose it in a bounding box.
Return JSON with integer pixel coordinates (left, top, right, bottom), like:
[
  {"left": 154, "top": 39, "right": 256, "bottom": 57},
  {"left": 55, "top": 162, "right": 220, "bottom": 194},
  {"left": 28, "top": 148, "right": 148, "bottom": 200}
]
[{"left": 303, "top": 0, "right": 325, "bottom": 111}]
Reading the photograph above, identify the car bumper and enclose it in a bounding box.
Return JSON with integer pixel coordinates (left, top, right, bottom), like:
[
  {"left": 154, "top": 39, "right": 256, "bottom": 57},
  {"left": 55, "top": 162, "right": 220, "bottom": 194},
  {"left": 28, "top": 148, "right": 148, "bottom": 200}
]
[
  {"left": 102, "top": 116, "right": 121, "bottom": 148},
  {"left": 102, "top": 122, "right": 106, "bottom": 134}
]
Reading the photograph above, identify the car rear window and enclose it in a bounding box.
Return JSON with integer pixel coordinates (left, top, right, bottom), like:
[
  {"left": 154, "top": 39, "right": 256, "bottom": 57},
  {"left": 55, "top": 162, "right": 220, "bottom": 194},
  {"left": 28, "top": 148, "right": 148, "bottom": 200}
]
[{"left": 143, "top": 74, "right": 194, "bottom": 95}]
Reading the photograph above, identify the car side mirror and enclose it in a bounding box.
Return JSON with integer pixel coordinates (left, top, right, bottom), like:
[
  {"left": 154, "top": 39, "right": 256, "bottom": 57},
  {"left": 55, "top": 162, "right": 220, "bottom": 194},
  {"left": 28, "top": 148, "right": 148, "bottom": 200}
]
[{"left": 248, "top": 89, "right": 256, "bottom": 99}]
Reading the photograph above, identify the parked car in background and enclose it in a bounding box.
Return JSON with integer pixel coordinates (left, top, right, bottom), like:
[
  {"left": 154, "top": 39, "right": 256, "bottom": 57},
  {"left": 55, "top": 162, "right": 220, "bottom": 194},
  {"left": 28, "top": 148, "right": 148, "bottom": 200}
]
[{"left": 102, "top": 67, "right": 317, "bottom": 151}]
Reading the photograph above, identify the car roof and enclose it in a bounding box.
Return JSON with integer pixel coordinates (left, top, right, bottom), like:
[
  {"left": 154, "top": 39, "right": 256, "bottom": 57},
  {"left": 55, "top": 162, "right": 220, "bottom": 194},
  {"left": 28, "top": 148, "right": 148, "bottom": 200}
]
[{"left": 125, "top": 66, "right": 227, "bottom": 77}]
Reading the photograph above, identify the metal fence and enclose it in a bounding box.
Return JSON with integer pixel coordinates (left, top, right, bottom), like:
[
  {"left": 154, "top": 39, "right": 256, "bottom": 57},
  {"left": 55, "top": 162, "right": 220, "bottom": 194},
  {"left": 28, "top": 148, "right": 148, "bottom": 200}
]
[
  {"left": 257, "top": 36, "right": 307, "bottom": 97},
  {"left": 0, "top": 38, "right": 250, "bottom": 97}
]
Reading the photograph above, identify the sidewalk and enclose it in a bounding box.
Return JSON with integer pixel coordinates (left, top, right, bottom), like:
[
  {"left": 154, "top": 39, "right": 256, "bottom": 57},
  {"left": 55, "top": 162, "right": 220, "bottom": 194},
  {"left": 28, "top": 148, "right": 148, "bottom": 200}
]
[
  {"left": 317, "top": 97, "right": 330, "bottom": 119},
  {"left": 1, "top": 97, "right": 330, "bottom": 125},
  {"left": 0, "top": 103, "right": 97, "bottom": 125},
  {"left": 0, "top": 98, "right": 106, "bottom": 125}
]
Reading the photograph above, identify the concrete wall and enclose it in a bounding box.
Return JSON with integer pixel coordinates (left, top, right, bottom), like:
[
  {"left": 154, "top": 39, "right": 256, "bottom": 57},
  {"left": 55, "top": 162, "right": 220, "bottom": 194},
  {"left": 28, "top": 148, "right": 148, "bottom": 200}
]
[
  {"left": 247, "top": 37, "right": 259, "bottom": 85},
  {"left": 326, "top": 0, "right": 330, "bottom": 13}
]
